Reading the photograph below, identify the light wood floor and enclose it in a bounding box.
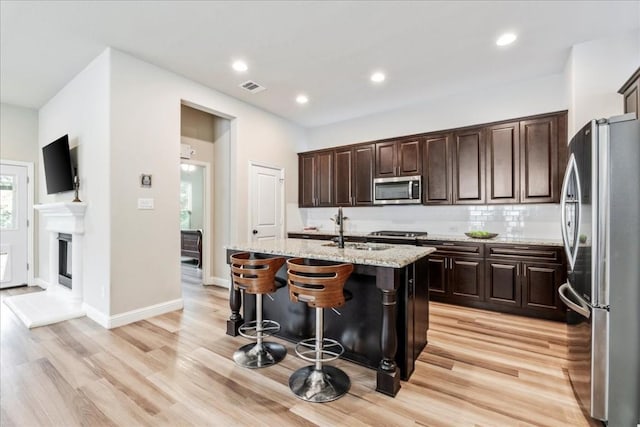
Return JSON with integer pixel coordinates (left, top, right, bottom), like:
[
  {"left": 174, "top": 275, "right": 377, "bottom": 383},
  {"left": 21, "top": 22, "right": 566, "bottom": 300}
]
[{"left": 1, "top": 277, "right": 598, "bottom": 426}]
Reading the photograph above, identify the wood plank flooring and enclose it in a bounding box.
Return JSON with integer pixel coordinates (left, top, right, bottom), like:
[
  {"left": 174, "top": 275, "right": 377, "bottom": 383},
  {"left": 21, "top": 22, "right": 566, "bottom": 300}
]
[{"left": 1, "top": 278, "right": 598, "bottom": 426}]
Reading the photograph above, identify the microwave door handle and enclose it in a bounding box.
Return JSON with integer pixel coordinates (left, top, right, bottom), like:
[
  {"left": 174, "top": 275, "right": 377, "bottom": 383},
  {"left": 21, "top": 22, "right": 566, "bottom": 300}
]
[{"left": 408, "top": 181, "right": 412, "bottom": 198}]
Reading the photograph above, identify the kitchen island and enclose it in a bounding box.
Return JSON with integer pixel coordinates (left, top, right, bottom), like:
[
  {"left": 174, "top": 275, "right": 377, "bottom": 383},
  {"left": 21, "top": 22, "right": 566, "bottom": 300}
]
[{"left": 225, "top": 238, "right": 436, "bottom": 396}]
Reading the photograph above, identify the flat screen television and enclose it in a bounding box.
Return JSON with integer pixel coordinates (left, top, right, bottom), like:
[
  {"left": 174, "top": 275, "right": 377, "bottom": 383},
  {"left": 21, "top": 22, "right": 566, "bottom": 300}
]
[{"left": 42, "top": 135, "right": 75, "bottom": 194}]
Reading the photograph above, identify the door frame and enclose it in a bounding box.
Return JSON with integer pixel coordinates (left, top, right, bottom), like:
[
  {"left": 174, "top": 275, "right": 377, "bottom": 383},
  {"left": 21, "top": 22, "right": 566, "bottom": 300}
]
[
  {"left": 247, "top": 161, "right": 285, "bottom": 242},
  {"left": 180, "top": 159, "right": 212, "bottom": 285},
  {"left": 0, "top": 159, "right": 34, "bottom": 287}
]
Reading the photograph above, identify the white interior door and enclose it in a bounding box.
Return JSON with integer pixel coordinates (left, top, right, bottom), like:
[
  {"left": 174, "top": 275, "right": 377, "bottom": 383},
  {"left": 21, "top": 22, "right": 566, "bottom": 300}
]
[
  {"left": 249, "top": 163, "right": 284, "bottom": 242},
  {"left": 0, "top": 164, "right": 28, "bottom": 288}
]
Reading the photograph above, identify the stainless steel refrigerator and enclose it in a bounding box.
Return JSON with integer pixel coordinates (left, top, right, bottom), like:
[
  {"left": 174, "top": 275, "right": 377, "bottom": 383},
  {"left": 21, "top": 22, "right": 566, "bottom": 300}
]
[{"left": 558, "top": 113, "right": 640, "bottom": 425}]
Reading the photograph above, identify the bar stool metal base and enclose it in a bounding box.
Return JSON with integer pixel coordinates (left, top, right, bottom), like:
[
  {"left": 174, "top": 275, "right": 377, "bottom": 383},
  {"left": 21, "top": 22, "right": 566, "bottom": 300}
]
[
  {"left": 233, "top": 342, "right": 287, "bottom": 369},
  {"left": 289, "top": 365, "right": 351, "bottom": 403}
]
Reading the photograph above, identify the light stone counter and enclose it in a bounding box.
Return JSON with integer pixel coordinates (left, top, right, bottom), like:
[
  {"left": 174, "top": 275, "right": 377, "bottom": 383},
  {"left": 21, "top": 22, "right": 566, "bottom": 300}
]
[
  {"left": 288, "top": 230, "right": 563, "bottom": 247},
  {"left": 226, "top": 238, "right": 436, "bottom": 268}
]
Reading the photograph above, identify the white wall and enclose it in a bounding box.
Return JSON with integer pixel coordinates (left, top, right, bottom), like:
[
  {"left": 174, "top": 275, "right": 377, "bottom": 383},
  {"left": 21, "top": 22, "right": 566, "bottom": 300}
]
[
  {"left": 108, "top": 49, "right": 304, "bottom": 314},
  {"left": 301, "top": 73, "right": 568, "bottom": 239},
  {"left": 0, "top": 103, "right": 39, "bottom": 164},
  {"left": 38, "top": 49, "right": 111, "bottom": 315},
  {"left": 566, "top": 29, "right": 640, "bottom": 136}
]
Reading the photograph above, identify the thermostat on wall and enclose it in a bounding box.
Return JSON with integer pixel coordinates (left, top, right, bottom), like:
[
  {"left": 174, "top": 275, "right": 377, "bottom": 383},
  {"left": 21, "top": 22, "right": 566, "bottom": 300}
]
[{"left": 140, "top": 174, "right": 152, "bottom": 188}]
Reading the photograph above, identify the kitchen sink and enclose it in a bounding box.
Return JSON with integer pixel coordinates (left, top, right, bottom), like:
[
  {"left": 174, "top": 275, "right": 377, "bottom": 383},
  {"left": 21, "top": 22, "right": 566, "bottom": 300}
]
[{"left": 321, "top": 242, "right": 392, "bottom": 251}]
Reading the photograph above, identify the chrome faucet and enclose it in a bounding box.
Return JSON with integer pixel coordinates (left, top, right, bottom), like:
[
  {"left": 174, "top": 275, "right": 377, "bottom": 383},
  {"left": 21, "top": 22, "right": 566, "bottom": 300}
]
[{"left": 330, "top": 207, "right": 348, "bottom": 248}]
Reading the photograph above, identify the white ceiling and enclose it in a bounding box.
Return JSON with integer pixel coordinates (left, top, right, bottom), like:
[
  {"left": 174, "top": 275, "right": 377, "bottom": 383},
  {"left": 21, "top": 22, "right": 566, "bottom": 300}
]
[{"left": 1, "top": 1, "right": 639, "bottom": 127}]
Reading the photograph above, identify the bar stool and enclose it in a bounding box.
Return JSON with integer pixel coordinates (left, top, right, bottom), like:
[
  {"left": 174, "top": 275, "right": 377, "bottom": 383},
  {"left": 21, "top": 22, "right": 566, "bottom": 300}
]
[
  {"left": 286, "top": 257, "right": 354, "bottom": 403},
  {"left": 230, "top": 252, "right": 286, "bottom": 369}
]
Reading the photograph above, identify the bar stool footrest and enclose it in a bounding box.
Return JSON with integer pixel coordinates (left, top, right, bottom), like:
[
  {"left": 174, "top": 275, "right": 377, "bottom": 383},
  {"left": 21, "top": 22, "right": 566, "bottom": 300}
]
[
  {"left": 238, "top": 319, "right": 280, "bottom": 339},
  {"left": 295, "top": 337, "right": 344, "bottom": 363}
]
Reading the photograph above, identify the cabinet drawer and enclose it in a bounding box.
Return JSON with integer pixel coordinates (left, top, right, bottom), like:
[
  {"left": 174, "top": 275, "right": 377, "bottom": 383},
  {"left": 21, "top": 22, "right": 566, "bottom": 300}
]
[
  {"left": 486, "top": 244, "right": 563, "bottom": 262},
  {"left": 420, "top": 241, "right": 484, "bottom": 257}
]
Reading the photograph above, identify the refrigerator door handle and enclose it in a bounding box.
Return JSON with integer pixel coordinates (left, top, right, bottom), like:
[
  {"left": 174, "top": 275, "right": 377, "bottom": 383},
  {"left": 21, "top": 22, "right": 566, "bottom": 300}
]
[
  {"left": 560, "top": 154, "right": 581, "bottom": 271},
  {"left": 559, "top": 283, "right": 591, "bottom": 318}
]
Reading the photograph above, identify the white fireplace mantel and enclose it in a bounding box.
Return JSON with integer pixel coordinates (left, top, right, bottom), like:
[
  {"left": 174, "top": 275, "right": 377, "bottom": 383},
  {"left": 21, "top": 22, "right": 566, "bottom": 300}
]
[
  {"left": 4, "top": 202, "right": 88, "bottom": 328},
  {"left": 34, "top": 202, "right": 87, "bottom": 234}
]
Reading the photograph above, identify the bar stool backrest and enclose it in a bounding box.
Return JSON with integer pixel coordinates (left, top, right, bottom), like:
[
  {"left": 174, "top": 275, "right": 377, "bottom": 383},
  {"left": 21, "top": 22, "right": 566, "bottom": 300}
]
[
  {"left": 286, "top": 258, "right": 354, "bottom": 309},
  {"left": 230, "top": 252, "right": 286, "bottom": 295}
]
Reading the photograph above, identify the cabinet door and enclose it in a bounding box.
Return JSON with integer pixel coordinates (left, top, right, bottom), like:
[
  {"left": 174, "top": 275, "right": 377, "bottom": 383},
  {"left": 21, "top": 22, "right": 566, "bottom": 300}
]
[
  {"left": 521, "top": 262, "right": 563, "bottom": 312},
  {"left": 398, "top": 139, "right": 421, "bottom": 176},
  {"left": 375, "top": 141, "right": 397, "bottom": 178},
  {"left": 316, "top": 151, "right": 334, "bottom": 206},
  {"left": 520, "top": 116, "right": 558, "bottom": 203},
  {"left": 353, "top": 144, "right": 375, "bottom": 205},
  {"left": 449, "top": 256, "right": 484, "bottom": 300},
  {"left": 487, "top": 122, "right": 520, "bottom": 204},
  {"left": 299, "top": 153, "right": 316, "bottom": 207},
  {"left": 485, "top": 260, "right": 520, "bottom": 306},
  {"left": 427, "top": 255, "right": 447, "bottom": 296},
  {"left": 423, "top": 134, "right": 452, "bottom": 205},
  {"left": 453, "top": 128, "right": 485, "bottom": 204},
  {"left": 334, "top": 148, "right": 353, "bottom": 206}
]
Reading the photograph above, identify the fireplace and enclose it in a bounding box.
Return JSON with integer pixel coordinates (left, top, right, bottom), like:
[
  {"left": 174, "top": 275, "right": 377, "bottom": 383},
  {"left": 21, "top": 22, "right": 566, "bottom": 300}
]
[{"left": 58, "top": 233, "right": 72, "bottom": 289}]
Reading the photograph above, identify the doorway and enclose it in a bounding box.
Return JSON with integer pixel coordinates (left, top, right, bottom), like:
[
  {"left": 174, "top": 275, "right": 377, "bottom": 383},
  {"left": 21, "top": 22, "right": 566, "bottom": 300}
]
[
  {"left": 180, "top": 161, "right": 209, "bottom": 284},
  {"left": 0, "top": 160, "right": 33, "bottom": 289},
  {"left": 248, "top": 161, "right": 285, "bottom": 242}
]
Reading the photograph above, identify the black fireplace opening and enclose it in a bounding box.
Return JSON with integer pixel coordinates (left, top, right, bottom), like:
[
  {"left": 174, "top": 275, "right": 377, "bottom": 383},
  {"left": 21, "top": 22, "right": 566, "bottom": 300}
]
[{"left": 58, "top": 233, "right": 72, "bottom": 289}]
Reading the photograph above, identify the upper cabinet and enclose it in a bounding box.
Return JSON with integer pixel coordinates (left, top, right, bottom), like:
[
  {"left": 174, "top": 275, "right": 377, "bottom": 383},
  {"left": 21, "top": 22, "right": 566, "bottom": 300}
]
[
  {"left": 519, "top": 115, "right": 561, "bottom": 203},
  {"left": 423, "top": 133, "right": 453, "bottom": 205},
  {"left": 298, "top": 110, "right": 567, "bottom": 208},
  {"left": 619, "top": 67, "right": 640, "bottom": 116},
  {"left": 486, "top": 122, "right": 520, "bottom": 204},
  {"left": 375, "top": 139, "right": 421, "bottom": 178},
  {"left": 452, "top": 128, "right": 485, "bottom": 204},
  {"left": 299, "top": 151, "right": 334, "bottom": 207}
]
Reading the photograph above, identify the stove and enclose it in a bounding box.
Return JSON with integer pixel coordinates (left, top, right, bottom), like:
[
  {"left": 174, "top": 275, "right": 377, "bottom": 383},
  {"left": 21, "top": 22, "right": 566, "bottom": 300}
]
[{"left": 368, "top": 230, "right": 428, "bottom": 238}]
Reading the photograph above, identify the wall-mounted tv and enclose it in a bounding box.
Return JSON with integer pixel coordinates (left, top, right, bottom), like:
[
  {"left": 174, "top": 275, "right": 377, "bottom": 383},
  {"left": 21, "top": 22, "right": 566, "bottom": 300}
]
[{"left": 42, "top": 135, "right": 75, "bottom": 194}]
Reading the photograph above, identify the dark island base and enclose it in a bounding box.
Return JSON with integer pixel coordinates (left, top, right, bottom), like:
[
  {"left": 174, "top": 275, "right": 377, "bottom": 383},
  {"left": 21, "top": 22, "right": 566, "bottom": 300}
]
[{"left": 226, "top": 250, "right": 430, "bottom": 396}]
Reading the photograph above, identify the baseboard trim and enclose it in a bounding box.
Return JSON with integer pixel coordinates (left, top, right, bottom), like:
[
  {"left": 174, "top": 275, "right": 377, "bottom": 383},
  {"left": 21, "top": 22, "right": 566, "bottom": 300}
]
[
  {"left": 84, "top": 298, "right": 184, "bottom": 329},
  {"left": 204, "top": 276, "right": 229, "bottom": 288},
  {"left": 33, "top": 277, "right": 49, "bottom": 289}
]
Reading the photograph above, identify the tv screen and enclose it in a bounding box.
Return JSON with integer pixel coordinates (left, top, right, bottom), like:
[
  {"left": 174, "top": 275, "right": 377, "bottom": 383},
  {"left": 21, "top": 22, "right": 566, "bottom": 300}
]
[{"left": 42, "top": 135, "right": 75, "bottom": 194}]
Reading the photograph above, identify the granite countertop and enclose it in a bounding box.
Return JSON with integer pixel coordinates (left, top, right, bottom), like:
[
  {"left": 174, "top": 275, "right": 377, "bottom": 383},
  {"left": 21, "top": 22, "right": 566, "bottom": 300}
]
[
  {"left": 288, "top": 230, "right": 563, "bottom": 247},
  {"left": 226, "top": 238, "right": 436, "bottom": 268}
]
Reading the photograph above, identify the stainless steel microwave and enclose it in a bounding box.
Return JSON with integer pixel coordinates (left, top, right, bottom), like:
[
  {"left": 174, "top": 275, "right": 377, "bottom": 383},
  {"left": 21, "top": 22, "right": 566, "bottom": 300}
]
[{"left": 373, "top": 175, "right": 422, "bottom": 205}]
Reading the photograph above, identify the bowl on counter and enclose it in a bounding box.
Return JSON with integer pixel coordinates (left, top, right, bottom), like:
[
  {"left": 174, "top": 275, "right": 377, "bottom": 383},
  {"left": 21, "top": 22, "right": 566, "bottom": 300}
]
[{"left": 464, "top": 231, "right": 499, "bottom": 239}]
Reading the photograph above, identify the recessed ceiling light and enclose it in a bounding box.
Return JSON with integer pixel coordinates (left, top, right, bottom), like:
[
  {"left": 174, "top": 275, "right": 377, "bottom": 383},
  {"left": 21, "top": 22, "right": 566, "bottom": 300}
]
[
  {"left": 232, "top": 60, "right": 248, "bottom": 72},
  {"left": 296, "top": 94, "right": 309, "bottom": 104},
  {"left": 370, "top": 72, "right": 386, "bottom": 83},
  {"left": 496, "top": 33, "right": 517, "bottom": 46}
]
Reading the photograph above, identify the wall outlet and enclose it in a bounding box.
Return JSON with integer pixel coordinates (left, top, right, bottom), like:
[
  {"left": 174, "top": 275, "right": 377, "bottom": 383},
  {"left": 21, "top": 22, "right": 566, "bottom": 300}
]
[{"left": 137, "top": 198, "right": 154, "bottom": 210}]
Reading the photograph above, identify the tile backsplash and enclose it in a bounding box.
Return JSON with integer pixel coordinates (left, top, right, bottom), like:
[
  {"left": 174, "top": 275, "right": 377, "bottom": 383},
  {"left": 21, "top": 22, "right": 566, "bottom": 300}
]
[{"left": 294, "top": 204, "right": 562, "bottom": 239}]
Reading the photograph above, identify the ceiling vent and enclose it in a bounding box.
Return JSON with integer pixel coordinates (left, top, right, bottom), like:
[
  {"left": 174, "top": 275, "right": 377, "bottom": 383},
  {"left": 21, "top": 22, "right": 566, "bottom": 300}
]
[{"left": 239, "top": 80, "right": 266, "bottom": 94}]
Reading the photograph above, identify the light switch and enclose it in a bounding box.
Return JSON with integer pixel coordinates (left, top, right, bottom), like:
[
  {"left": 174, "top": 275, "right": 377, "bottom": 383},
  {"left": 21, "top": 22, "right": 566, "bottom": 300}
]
[{"left": 137, "top": 198, "right": 154, "bottom": 210}]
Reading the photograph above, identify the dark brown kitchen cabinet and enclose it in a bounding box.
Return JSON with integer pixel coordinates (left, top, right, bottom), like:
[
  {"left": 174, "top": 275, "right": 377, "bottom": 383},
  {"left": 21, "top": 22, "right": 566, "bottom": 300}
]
[
  {"left": 486, "top": 122, "right": 520, "bottom": 204},
  {"left": 484, "top": 244, "right": 566, "bottom": 320},
  {"left": 353, "top": 144, "right": 375, "bottom": 205},
  {"left": 619, "top": 67, "right": 640, "bottom": 116},
  {"left": 298, "top": 151, "right": 334, "bottom": 207},
  {"left": 519, "top": 116, "right": 560, "bottom": 203},
  {"left": 334, "top": 147, "right": 353, "bottom": 206},
  {"left": 452, "top": 128, "right": 485, "bottom": 204},
  {"left": 424, "top": 241, "right": 484, "bottom": 304},
  {"left": 375, "top": 139, "right": 421, "bottom": 178},
  {"left": 423, "top": 133, "right": 453, "bottom": 205}
]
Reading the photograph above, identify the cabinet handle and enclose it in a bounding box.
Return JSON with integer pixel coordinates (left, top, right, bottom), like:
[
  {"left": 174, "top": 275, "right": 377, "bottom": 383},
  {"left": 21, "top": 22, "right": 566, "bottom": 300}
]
[
  {"left": 523, "top": 264, "right": 527, "bottom": 277},
  {"left": 516, "top": 264, "right": 520, "bottom": 276}
]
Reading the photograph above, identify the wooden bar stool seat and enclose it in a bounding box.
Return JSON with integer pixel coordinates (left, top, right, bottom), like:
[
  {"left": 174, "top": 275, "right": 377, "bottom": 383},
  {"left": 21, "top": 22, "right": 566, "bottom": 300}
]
[
  {"left": 230, "top": 252, "right": 286, "bottom": 369},
  {"left": 286, "top": 258, "right": 354, "bottom": 403}
]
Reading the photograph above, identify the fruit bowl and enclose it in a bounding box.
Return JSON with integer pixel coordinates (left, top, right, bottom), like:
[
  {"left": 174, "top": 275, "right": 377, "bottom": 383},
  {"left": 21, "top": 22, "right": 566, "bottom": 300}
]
[{"left": 465, "top": 231, "right": 498, "bottom": 239}]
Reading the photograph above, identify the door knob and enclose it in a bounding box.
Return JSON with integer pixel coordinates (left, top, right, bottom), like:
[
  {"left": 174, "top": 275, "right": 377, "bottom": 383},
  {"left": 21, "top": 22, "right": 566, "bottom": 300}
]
[{"left": 252, "top": 230, "right": 258, "bottom": 235}]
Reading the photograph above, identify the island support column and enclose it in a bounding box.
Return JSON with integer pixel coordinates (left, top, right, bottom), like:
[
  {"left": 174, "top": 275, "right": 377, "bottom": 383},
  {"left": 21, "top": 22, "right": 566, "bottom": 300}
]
[{"left": 376, "top": 267, "right": 401, "bottom": 396}]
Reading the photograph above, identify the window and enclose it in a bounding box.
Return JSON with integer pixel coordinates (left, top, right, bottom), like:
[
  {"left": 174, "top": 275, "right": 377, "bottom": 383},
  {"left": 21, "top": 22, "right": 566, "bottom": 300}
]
[
  {"left": 0, "top": 174, "right": 16, "bottom": 230},
  {"left": 180, "top": 181, "right": 192, "bottom": 229}
]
